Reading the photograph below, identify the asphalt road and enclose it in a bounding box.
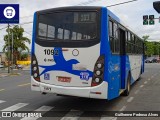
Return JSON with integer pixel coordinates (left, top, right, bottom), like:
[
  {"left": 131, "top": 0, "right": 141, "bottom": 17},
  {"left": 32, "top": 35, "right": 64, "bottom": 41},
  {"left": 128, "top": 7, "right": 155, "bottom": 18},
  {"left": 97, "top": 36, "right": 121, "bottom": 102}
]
[{"left": 0, "top": 64, "right": 160, "bottom": 120}]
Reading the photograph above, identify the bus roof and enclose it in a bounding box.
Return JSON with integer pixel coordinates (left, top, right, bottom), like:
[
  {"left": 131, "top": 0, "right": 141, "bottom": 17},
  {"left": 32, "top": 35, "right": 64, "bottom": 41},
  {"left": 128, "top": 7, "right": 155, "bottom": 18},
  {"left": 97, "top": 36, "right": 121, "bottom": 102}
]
[{"left": 35, "top": 6, "right": 142, "bottom": 41}]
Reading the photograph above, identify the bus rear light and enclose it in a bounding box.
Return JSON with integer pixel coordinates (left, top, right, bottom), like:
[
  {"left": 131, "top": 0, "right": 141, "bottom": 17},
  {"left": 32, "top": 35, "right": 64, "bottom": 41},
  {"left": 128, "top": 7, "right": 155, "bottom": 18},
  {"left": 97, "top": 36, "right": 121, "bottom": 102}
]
[
  {"left": 34, "top": 73, "right": 38, "bottom": 77},
  {"left": 95, "top": 78, "right": 101, "bottom": 82},
  {"left": 33, "top": 60, "right": 36, "bottom": 65},
  {"left": 96, "top": 70, "right": 102, "bottom": 76},
  {"left": 91, "top": 55, "right": 105, "bottom": 87},
  {"left": 97, "top": 63, "right": 103, "bottom": 69},
  {"left": 32, "top": 54, "right": 40, "bottom": 82},
  {"left": 33, "top": 67, "right": 37, "bottom": 71}
]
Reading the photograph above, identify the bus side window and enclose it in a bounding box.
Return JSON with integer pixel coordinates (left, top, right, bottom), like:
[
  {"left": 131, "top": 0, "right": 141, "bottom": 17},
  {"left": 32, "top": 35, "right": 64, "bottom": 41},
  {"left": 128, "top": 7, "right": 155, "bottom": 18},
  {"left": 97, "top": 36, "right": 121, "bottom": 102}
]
[
  {"left": 109, "top": 20, "right": 114, "bottom": 53},
  {"left": 113, "top": 22, "right": 119, "bottom": 53},
  {"left": 125, "top": 31, "right": 128, "bottom": 54},
  {"left": 131, "top": 34, "right": 135, "bottom": 54},
  {"left": 109, "top": 20, "right": 120, "bottom": 54}
]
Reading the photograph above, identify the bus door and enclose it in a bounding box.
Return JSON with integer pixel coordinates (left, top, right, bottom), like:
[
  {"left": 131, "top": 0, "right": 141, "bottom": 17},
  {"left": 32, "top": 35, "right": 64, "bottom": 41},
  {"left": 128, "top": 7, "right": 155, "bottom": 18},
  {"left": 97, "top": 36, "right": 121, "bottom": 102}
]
[{"left": 119, "top": 26, "right": 126, "bottom": 90}]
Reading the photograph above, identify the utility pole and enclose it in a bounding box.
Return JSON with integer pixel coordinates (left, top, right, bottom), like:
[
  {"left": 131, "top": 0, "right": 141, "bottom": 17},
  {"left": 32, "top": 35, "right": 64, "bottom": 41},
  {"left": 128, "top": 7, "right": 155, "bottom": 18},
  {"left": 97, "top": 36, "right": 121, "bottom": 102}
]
[
  {"left": 7, "top": 23, "right": 10, "bottom": 73},
  {"left": 12, "top": 32, "right": 14, "bottom": 73}
]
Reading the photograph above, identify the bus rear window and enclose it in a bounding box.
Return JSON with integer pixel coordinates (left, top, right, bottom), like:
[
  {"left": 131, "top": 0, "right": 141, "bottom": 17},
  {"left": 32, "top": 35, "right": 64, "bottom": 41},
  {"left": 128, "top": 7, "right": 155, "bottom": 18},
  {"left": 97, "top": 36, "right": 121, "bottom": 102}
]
[{"left": 37, "top": 11, "right": 97, "bottom": 41}]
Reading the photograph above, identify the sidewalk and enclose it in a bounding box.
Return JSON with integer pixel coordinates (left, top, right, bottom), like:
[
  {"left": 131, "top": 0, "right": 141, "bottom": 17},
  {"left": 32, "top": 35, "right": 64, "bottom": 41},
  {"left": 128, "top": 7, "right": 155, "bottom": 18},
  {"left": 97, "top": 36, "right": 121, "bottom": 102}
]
[
  {"left": 23, "top": 65, "right": 30, "bottom": 70},
  {"left": 0, "top": 70, "right": 21, "bottom": 77},
  {"left": 0, "top": 73, "right": 9, "bottom": 77}
]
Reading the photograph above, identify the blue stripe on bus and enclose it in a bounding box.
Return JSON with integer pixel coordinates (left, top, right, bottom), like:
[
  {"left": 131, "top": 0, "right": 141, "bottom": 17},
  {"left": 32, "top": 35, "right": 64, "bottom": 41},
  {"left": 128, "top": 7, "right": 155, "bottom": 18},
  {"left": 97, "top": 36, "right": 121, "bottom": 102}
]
[
  {"left": 31, "top": 13, "right": 37, "bottom": 54},
  {"left": 121, "top": 55, "right": 126, "bottom": 89},
  {"left": 31, "top": 13, "right": 37, "bottom": 75},
  {"left": 100, "top": 7, "right": 108, "bottom": 83}
]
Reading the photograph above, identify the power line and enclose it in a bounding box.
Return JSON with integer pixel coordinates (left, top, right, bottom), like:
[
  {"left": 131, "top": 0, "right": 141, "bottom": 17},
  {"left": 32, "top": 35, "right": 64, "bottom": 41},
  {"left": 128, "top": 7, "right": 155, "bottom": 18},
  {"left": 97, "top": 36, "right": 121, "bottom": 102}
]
[
  {"left": 0, "top": 22, "right": 33, "bottom": 32},
  {"left": 24, "top": 31, "right": 32, "bottom": 36},
  {"left": 107, "top": 0, "right": 138, "bottom": 7},
  {"left": 77, "top": 0, "right": 101, "bottom": 5},
  {"left": 17, "top": 22, "right": 33, "bottom": 25},
  {"left": 20, "top": 15, "right": 33, "bottom": 19}
]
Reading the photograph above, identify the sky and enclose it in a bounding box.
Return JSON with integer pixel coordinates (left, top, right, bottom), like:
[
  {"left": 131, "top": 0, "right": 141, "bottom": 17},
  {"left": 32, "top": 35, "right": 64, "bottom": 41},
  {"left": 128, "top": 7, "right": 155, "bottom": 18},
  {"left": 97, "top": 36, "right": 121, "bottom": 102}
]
[{"left": 0, "top": 0, "right": 160, "bottom": 52}]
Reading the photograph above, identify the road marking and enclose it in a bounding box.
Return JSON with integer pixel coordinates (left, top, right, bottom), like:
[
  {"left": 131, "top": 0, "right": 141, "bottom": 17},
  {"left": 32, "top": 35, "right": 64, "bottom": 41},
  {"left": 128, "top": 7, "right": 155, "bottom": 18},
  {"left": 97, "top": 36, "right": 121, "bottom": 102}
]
[
  {"left": 140, "top": 85, "right": 144, "bottom": 88},
  {"left": 0, "top": 89, "right": 5, "bottom": 92},
  {"left": 100, "top": 116, "right": 117, "bottom": 120},
  {"left": 1, "top": 103, "right": 28, "bottom": 111},
  {"left": 134, "top": 90, "right": 139, "bottom": 94},
  {"left": 144, "top": 81, "right": 148, "bottom": 84},
  {"left": 127, "top": 97, "right": 134, "bottom": 103},
  {"left": 18, "top": 83, "right": 30, "bottom": 87},
  {"left": 21, "top": 106, "right": 53, "bottom": 120},
  {"left": 60, "top": 109, "right": 83, "bottom": 120},
  {"left": 119, "top": 106, "right": 126, "bottom": 111},
  {"left": 0, "top": 100, "right": 6, "bottom": 104}
]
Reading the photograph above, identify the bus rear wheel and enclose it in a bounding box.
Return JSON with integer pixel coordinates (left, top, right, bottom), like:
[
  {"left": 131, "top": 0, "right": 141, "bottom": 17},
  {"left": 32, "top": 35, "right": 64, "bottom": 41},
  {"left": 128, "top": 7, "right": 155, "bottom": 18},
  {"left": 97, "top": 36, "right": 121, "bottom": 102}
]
[{"left": 123, "top": 74, "right": 131, "bottom": 96}]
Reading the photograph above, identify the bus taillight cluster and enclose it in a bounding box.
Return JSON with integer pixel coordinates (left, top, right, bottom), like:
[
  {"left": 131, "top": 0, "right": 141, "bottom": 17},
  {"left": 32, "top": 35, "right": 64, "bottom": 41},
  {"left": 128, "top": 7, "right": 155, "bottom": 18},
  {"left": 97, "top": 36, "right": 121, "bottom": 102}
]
[
  {"left": 32, "top": 54, "right": 40, "bottom": 82},
  {"left": 91, "top": 55, "right": 105, "bottom": 87}
]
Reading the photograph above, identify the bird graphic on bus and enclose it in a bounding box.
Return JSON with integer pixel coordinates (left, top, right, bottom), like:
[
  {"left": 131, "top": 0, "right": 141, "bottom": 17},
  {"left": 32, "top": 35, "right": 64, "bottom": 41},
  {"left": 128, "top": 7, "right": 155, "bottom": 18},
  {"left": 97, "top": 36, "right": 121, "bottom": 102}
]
[{"left": 39, "top": 47, "right": 93, "bottom": 80}]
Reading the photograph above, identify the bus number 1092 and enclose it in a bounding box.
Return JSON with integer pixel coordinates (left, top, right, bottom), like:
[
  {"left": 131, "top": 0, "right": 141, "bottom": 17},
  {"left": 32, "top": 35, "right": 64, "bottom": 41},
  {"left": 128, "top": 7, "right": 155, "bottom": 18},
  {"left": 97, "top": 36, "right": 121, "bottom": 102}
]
[{"left": 44, "top": 49, "right": 59, "bottom": 56}]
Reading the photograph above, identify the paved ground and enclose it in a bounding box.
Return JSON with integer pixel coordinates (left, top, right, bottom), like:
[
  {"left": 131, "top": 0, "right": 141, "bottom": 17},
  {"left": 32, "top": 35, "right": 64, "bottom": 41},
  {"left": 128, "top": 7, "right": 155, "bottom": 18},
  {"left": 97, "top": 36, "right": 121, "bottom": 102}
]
[{"left": 0, "top": 63, "right": 160, "bottom": 120}]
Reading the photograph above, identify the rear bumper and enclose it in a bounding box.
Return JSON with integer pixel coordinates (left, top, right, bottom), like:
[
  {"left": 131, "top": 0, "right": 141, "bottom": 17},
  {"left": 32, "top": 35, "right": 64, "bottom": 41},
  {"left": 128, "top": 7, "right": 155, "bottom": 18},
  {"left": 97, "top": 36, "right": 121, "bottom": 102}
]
[{"left": 31, "top": 77, "right": 108, "bottom": 99}]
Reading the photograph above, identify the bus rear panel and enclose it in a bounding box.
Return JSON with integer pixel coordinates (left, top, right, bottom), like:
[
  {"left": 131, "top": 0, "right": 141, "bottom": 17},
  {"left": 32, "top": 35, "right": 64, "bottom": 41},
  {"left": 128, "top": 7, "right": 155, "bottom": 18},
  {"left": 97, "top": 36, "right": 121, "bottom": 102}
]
[{"left": 31, "top": 7, "right": 108, "bottom": 99}]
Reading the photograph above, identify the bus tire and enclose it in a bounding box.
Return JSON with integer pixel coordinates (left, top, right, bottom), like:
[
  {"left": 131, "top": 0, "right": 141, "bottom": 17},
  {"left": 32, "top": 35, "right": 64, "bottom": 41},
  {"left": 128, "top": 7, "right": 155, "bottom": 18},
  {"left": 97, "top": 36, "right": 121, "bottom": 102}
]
[{"left": 123, "top": 73, "right": 131, "bottom": 96}]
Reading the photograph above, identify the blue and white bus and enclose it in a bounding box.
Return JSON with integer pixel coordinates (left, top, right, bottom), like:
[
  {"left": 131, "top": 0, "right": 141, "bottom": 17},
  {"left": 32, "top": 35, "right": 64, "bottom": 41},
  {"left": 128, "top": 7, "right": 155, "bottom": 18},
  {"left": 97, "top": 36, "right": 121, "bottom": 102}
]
[{"left": 31, "top": 6, "right": 144, "bottom": 100}]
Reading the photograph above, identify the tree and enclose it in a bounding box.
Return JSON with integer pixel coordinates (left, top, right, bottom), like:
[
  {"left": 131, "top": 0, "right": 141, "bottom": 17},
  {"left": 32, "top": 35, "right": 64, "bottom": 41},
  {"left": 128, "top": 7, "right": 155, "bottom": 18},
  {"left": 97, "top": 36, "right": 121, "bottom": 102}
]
[
  {"left": 2, "top": 25, "right": 31, "bottom": 63},
  {"left": 143, "top": 35, "right": 160, "bottom": 57},
  {"left": 142, "top": 35, "right": 149, "bottom": 41},
  {"left": 145, "top": 41, "right": 154, "bottom": 56},
  {"left": 21, "top": 53, "right": 28, "bottom": 60}
]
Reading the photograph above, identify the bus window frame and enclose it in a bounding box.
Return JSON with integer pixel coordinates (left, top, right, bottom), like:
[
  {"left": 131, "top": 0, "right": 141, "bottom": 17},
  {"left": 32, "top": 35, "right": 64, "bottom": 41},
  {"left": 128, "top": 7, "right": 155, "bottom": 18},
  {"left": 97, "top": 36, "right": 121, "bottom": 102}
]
[
  {"left": 109, "top": 17, "right": 120, "bottom": 55},
  {"left": 35, "top": 9, "right": 101, "bottom": 48}
]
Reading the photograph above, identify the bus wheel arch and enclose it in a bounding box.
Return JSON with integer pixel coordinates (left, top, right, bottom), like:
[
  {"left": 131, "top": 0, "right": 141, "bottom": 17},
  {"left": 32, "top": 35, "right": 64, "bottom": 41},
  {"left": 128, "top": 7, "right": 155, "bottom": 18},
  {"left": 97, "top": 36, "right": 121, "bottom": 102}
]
[{"left": 123, "top": 71, "right": 131, "bottom": 96}]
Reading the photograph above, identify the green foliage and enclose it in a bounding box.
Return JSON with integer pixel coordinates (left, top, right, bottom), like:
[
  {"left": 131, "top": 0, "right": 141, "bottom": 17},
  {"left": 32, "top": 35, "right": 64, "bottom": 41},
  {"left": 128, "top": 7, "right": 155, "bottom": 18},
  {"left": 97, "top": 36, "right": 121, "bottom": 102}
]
[
  {"left": 143, "top": 35, "right": 160, "bottom": 57},
  {"left": 21, "top": 53, "right": 28, "bottom": 60},
  {"left": 2, "top": 25, "right": 31, "bottom": 62}
]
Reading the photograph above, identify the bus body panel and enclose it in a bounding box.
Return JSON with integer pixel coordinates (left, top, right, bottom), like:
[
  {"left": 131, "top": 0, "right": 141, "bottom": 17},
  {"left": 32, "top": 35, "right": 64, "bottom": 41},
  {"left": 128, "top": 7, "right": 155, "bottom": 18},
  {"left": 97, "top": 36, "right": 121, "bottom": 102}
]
[
  {"left": 31, "top": 7, "right": 144, "bottom": 100},
  {"left": 35, "top": 43, "right": 100, "bottom": 87},
  {"left": 129, "top": 55, "right": 142, "bottom": 82},
  {"left": 107, "top": 55, "right": 121, "bottom": 100},
  {"left": 31, "top": 77, "right": 108, "bottom": 99}
]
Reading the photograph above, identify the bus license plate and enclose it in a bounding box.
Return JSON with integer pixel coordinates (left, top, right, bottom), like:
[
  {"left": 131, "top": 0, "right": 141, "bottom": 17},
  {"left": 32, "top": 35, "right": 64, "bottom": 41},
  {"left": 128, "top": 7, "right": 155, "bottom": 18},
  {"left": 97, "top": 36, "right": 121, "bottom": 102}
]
[{"left": 57, "top": 76, "right": 71, "bottom": 83}]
